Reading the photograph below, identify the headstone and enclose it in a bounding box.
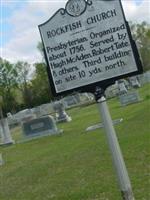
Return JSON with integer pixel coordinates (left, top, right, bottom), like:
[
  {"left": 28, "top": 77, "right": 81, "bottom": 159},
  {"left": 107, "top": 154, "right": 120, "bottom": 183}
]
[
  {"left": 129, "top": 76, "right": 141, "bottom": 88},
  {"left": 73, "top": 93, "right": 81, "bottom": 103},
  {"left": 22, "top": 115, "right": 61, "bottom": 140},
  {"left": 143, "top": 71, "right": 150, "bottom": 84},
  {"left": 53, "top": 101, "right": 72, "bottom": 122},
  {"left": 105, "top": 84, "right": 119, "bottom": 98},
  {"left": 117, "top": 80, "right": 128, "bottom": 95},
  {"left": 63, "top": 96, "right": 78, "bottom": 108},
  {"left": 32, "top": 107, "right": 42, "bottom": 118},
  {"left": 32, "top": 103, "right": 55, "bottom": 118},
  {"left": 12, "top": 109, "right": 36, "bottom": 124},
  {"left": 0, "top": 118, "right": 15, "bottom": 145},
  {"left": 7, "top": 112, "right": 18, "bottom": 127},
  {"left": 82, "top": 93, "right": 94, "bottom": 101},
  {"left": 119, "top": 91, "right": 141, "bottom": 106}
]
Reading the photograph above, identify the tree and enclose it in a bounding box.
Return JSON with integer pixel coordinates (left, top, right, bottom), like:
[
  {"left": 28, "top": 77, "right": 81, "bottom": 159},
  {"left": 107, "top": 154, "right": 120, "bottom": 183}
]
[
  {"left": 130, "top": 21, "right": 150, "bottom": 71},
  {"left": 0, "top": 57, "right": 19, "bottom": 114},
  {"left": 15, "top": 61, "right": 33, "bottom": 108},
  {"left": 31, "top": 62, "right": 52, "bottom": 106}
]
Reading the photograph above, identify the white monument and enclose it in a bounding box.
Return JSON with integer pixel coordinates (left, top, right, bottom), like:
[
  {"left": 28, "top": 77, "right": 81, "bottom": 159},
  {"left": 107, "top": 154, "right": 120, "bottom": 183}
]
[
  {"left": 0, "top": 96, "right": 14, "bottom": 145},
  {"left": 117, "top": 80, "right": 128, "bottom": 95},
  {"left": 53, "top": 101, "right": 72, "bottom": 122},
  {"left": 0, "top": 118, "right": 15, "bottom": 145},
  {"left": 129, "top": 76, "right": 141, "bottom": 88}
]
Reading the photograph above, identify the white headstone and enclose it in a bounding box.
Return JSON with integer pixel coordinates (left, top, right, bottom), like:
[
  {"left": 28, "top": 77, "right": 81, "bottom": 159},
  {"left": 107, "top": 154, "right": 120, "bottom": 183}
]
[
  {"left": 117, "top": 80, "right": 128, "bottom": 95},
  {"left": 0, "top": 118, "right": 15, "bottom": 145},
  {"left": 129, "top": 76, "right": 141, "bottom": 88},
  {"left": 53, "top": 101, "right": 72, "bottom": 122}
]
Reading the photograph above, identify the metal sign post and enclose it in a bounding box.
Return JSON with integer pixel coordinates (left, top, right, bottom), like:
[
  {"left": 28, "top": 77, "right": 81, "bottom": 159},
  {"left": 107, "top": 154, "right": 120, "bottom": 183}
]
[{"left": 95, "top": 87, "right": 135, "bottom": 200}]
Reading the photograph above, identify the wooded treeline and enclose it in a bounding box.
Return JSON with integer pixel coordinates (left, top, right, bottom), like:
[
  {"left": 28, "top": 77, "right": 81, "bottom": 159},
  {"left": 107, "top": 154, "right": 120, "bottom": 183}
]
[
  {"left": 0, "top": 59, "right": 52, "bottom": 115},
  {"left": 0, "top": 22, "right": 150, "bottom": 115}
]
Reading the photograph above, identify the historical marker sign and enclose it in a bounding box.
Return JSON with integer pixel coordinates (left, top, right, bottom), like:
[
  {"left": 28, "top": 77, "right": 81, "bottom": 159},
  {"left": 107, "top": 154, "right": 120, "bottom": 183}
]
[{"left": 39, "top": 0, "right": 142, "bottom": 96}]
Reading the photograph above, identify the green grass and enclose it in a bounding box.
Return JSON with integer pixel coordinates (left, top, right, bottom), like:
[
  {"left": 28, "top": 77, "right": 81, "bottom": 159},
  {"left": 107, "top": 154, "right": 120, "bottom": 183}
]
[{"left": 0, "top": 84, "right": 150, "bottom": 200}]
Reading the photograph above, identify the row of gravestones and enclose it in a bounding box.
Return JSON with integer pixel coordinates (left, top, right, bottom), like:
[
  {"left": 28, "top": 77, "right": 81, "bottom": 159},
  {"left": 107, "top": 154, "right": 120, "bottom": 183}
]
[
  {"left": 0, "top": 95, "right": 86, "bottom": 144},
  {"left": 8, "top": 78, "right": 142, "bottom": 127},
  {"left": 7, "top": 92, "right": 94, "bottom": 127},
  {"left": 105, "top": 76, "right": 141, "bottom": 98},
  {"left": 1, "top": 73, "right": 148, "bottom": 145},
  {"left": 1, "top": 101, "right": 73, "bottom": 145},
  {"left": 1, "top": 93, "right": 93, "bottom": 145},
  {"left": 105, "top": 72, "right": 150, "bottom": 99},
  {"left": 0, "top": 115, "right": 64, "bottom": 145},
  {"left": 0, "top": 96, "right": 140, "bottom": 146}
]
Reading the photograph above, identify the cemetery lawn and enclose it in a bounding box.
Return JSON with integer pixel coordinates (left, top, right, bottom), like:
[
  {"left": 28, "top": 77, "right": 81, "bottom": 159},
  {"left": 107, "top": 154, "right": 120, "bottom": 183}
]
[{"left": 0, "top": 84, "right": 150, "bottom": 200}]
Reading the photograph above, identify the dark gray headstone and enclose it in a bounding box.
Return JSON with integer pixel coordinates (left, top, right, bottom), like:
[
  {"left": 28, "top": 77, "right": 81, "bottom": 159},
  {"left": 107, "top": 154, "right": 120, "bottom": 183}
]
[{"left": 22, "top": 116, "right": 60, "bottom": 138}]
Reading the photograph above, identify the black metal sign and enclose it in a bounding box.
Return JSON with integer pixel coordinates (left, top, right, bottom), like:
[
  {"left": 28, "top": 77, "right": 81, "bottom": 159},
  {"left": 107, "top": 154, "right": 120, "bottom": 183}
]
[{"left": 39, "top": 0, "right": 143, "bottom": 96}]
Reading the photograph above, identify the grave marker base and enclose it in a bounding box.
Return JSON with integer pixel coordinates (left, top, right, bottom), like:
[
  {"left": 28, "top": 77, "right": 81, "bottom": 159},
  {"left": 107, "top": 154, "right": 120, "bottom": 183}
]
[{"left": 18, "top": 129, "right": 63, "bottom": 144}]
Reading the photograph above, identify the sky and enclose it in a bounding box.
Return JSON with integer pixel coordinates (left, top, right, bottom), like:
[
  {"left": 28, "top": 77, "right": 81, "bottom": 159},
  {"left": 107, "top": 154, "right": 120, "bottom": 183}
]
[{"left": 0, "top": 0, "right": 150, "bottom": 64}]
